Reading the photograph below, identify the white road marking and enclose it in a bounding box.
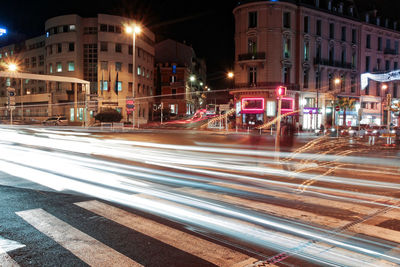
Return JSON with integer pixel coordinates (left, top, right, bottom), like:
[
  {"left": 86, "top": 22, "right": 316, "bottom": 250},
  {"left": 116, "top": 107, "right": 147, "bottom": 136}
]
[
  {"left": 0, "top": 236, "right": 24, "bottom": 267},
  {"left": 16, "top": 208, "right": 142, "bottom": 267},
  {"left": 75, "top": 200, "right": 255, "bottom": 267},
  {"left": 176, "top": 187, "right": 400, "bottom": 245}
]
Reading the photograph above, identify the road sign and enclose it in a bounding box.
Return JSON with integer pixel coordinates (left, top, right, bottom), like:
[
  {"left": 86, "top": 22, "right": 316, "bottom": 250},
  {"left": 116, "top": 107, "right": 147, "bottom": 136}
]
[{"left": 335, "top": 106, "right": 340, "bottom": 112}]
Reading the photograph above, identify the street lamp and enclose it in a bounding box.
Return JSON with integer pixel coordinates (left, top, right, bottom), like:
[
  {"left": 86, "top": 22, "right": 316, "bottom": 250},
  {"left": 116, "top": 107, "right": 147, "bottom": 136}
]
[
  {"left": 8, "top": 63, "right": 18, "bottom": 72},
  {"left": 227, "top": 71, "right": 234, "bottom": 89},
  {"left": 7, "top": 63, "right": 24, "bottom": 122},
  {"left": 125, "top": 24, "right": 141, "bottom": 128},
  {"left": 381, "top": 84, "right": 388, "bottom": 126}
]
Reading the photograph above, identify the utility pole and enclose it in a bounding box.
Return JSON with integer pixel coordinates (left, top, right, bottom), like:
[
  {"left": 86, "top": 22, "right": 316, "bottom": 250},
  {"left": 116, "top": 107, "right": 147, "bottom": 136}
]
[{"left": 275, "top": 86, "right": 286, "bottom": 161}]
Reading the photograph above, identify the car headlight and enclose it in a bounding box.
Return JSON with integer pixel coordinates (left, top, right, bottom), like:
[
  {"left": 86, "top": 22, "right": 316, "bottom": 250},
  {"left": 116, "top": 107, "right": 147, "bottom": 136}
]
[
  {"left": 391, "top": 130, "right": 396, "bottom": 133},
  {"left": 373, "top": 130, "right": 377, "bottom": 133},
  {"left": 331, "top": 128, "right": 335, "bottom": 132}
]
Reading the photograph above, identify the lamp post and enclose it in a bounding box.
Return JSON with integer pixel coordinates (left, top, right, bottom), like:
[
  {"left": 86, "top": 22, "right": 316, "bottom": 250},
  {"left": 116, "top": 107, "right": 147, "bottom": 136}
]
[
  {"left": 7, "top": 63, "right": 18, "bottom": 124},
  {"left": 381, "top": 84, "right": 388, "bottom": 126},
  {"left": 125, "top": 24, "right": 141, "bottom": 128},
  {"left": 227, "top": 71, "right": 234, "bottom": 90},
  {"left": 190, "top": 75, "right": 196, "bottom": 110}
]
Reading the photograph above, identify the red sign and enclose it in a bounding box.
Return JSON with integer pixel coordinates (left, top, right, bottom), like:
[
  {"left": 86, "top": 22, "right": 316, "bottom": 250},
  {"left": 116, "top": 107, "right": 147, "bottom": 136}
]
[{"left": 335, "top": 106, "right": 340, "bottom": 112}]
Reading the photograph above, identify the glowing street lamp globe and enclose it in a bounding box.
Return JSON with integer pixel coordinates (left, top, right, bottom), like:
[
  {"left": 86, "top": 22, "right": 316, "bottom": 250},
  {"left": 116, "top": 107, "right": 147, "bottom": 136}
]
[
  {"left": 125, "top": 25, "right": 141, "bottom": 34},
  {"left": 8, "top": 63, "right": 18, "bottom": 72},
  {"left": 227, "top": 72, "right": 234, "bottom": 79},
  {"left": 190, "top": 75, "right": 196, "bottom": 82}
]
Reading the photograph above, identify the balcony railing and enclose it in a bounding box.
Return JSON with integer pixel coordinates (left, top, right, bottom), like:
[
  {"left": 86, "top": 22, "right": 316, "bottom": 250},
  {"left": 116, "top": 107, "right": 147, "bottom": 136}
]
[
  {"left": 384, "top": 48, "right": 397, "bottom": 55},
  {"left": 161, "top": 81, "right": 185, "bottom": 87},
  {"left": 238, "top": 52, "right": 266, "bottom": 61},
  {"left": 234, "top": 82, "right": 300, "bottom": 91},
  {"left": 314, "top": 58, "right": 353, "bottom": 69}
]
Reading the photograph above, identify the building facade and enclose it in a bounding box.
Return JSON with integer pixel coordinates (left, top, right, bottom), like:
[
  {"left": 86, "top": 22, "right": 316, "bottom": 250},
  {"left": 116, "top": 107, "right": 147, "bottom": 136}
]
[
  {"left": 0, "top": 14, "right": 155, "bottom": 124},
  {"left": 155, "top": 39, "right": 206, "bottom": 117},
  {"left": 233, "top": 0, "right": 400, "bottom": 129}
]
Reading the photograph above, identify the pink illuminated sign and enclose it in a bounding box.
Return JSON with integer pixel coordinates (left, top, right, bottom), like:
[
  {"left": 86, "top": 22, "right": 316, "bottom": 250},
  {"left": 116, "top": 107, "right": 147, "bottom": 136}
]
[
  {"left": 281, "top": 97, "right": 295, "bottom": 114},
  {"left": 241, "top": 98, "right": 265, "bottom": 114}
]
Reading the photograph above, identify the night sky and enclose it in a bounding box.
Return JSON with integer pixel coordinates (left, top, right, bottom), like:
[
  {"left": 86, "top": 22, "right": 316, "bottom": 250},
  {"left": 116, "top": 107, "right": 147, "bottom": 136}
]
[{"left": 0, "top": 0, "right": 398, "bottom": 88}]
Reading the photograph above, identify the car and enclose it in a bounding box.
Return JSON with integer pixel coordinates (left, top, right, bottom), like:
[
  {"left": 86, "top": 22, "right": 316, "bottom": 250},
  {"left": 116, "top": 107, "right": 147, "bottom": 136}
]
[{"left": 42, "top": 116, "right": 68, "bottom": 126}]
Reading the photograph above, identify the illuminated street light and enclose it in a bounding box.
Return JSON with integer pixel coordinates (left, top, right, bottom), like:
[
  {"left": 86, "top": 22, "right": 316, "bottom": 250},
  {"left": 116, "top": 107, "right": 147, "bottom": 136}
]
[
  {"left": 190, "top": 75, "right": 196, "bottom": 82},
  {"left": 381, "top": 84, "right": 388, "bottom": 90},
  {"left": 227, "top": 72, "right": 234, "bottom": 79},
  {"left": 8, "top": 63, "right": 18, "bottom": 72},
  {"left": 200, "top": 82, "right": 204, "bottom": 86},
  {"left": 334, "top": 78, "right": 341, "bottom": 85},
  {"left": 125, "top": 23, "right": 141, "bottom": 128}
]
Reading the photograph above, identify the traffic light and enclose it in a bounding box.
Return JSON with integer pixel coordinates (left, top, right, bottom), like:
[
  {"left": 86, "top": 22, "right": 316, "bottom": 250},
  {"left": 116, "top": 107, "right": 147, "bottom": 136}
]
[{"left": 277, "top": 86, "right": 287, "bottom": 97}]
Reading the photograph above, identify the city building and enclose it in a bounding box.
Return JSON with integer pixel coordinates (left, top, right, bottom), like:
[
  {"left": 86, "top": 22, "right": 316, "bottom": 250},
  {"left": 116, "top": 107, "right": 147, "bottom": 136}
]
[
  {"left": 0, "top": 14, "right": 155, "bottom": 124},
  {"left": 232, "top": 0, "right": 400, "bottom": 129},
  {"left": 155, "top": 39, "right": 206, "bottom": 116}
]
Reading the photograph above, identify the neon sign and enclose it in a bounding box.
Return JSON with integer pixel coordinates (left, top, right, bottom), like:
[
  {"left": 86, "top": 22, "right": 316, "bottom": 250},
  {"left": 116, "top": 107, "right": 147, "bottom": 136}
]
[
  {"left": 241, "top": 98, "right": 265, "bottom": 114},
  {"left": 0, "top": 28, "right": 6, "bottom": 36},
  {"left": 281, "top": 97, "right": 295, "bottom": 114}
]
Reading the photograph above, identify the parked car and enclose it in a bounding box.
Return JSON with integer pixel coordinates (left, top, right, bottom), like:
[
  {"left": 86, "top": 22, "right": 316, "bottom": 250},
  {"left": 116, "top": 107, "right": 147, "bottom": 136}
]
[{"left": 42, "top": 116, "right": 68, "bottom": 126}]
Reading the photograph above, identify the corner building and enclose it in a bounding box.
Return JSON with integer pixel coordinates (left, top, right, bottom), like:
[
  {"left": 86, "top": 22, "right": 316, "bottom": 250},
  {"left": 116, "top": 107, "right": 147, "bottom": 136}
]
[
  {"left": 0, "top": 14, "right": 155, "bottom": 124},
  {"left": 233, "top": 0, "right": 400, "bottom": 129}
]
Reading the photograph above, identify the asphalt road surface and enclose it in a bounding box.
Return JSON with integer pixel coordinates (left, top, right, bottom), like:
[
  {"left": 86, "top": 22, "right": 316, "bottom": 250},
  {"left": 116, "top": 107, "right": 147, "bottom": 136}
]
[{"left": 0, "top": 125, "right": 400, "bottom": 267}]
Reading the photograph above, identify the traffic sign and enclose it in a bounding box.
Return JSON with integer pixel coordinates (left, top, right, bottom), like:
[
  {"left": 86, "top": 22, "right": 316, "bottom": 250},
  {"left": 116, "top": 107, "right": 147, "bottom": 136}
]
[
  {"left": 9, "top": 91, "right": 15, "bottom": 97},
  {"left": 335, "top": 105, "right": 340, "bottom": 112}
]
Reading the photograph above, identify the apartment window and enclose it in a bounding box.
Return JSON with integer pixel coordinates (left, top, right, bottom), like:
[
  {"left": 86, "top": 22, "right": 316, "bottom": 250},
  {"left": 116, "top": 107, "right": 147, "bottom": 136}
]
[
  {"left": 128, "top": 82, "right": 133, "bottom": 93},
  {"left": 386, "top": 60, "right": 390, "bottom": 71},
  {"left": 115, "top": 26, "right": 121, "bottom": 33},
  {"left": 56, "top": 62, "right": 62, "bottom": 72},
  {"left": 128, "top": 45, "right": 133, "bottom": 55},
  {"left": 386, "top": 39, "right": 391, "bottom": 50},
  {"left": 68, "top": 61, "right": 75, "bottom": 72},
  {"left": 108, "top": 25, "right": 115, "bottom": 32},
  {"left": 329, "top": 23, "right": 334, "bottom": 39},
  {"left": 248, "top": 37, "right": 257, "bottom": 54},
  {"left": 31, "top": 57, "right": 36, "bottom": 68},
  {"left": 351, "top": 76, "right": 356, "bottom": 93},
  {"left": 115, "top": 43, "right": 122, "bottom": 53},
  {"left": 283, "top": 67, "right": 290, "bottom": 84},
  {"left": 24, "top": 58, "right": 29, "bottom": 69},
  {"left": 394, "top": 61, "right": 398, "bottom": 70},
  {"left": 48, "top": 45, "right": 53, "bottom": 55},
  {"left": 249, "top": 67, "right": 257, "bottom": 84},
  {"left": 284, "top": 38, "right": 291, "bottom": 58},
  {"left": 366, "top": 34, "right": 371, "bottom": 49},
  {"left": 283, "top": 12, "right": 291, "bottom": 29},
  {"left": 248, "top": 11, "right": 257, "bottom": 28},
  {"left": 376, "top": 82, "right": 381, "bottom": 96},
  {"left": 341, "top": 48, "right": 346, "bottom": 65},
  {"left": 304, "top": 16, "right": 309, "bottom": 33},
  {"left": 328, "top": 73, "right": 335, "bottom": 91},
  {"left": 365, "top": 84, "right": 369, "bottom": 95},
  {"left": 365, "top": 56, "right": 370, "bottom": 72},
  {"left": 84, "top": 27, "right": 97, "bottom": 34},
  {"left": 316, "top": 20, "right": 322, "bottom": 36},
  {"left": 69, "top": 25, "right": 76, "bottom": 31},
  {"left": 69, "top": 42, "right": 75, "bottom": 52},
  {"left": 329, "top": 46, "right": 334, "bottom": 64},
  {"left": 316, "top": 42, "right": 321, "bottom": 60},
  {"left": 377, "top": 58, "right": 381, "bottom": 70},
  {"left": 39, "top": 55, "right": 44, "bottom": 66},
  {"left": 49, "top": 63, "right": 53, "bottom": 74},
  {"left": 100, "top": 42, "right": 107, "bottom": 52},
  {"left": 100, "top": 61, "right": 108, "bottom": 70},
  {"left": 378, "top": 37, "right": 382, "bottom": 51},
  {"left": 315, "top": 71, "right": 321, "bottom": 90},
  {"left": 394, "top": 83, "right": 398, "bottom": 98},
  {"left": 352, "top": 29, "right": 357, "bottom": 43},
  {"left": 100, "top": 24, "right": 107, "bottom": 32},
  {"left": 303, "top": 70, "right": 309, "bottom": 88},
  {"left": 128, "top": 64, "right": 133, "bottom": 73},
  {"left": 340, "top": 75, "right": 345, "bottom": 92},
  {"left": 341, "top": 26, "right": 346, "bottom": 41},
  {"left": 115, "top": 62, "right": 122, "bottom": 72},
  {"left": 352, "top": 51, "right": 357, "bottom": 68},
  {"left": 137, "top": 65, "right": 141, "bottom": 76},
  {"left": 304, "top": 42, "right": 309, "bottom": 61},
  {"left": 116, "top": 81, "right": 122, "bottom": 92},
  {"left": 57, "top": 43, "right": 62, "bottom": 53}
]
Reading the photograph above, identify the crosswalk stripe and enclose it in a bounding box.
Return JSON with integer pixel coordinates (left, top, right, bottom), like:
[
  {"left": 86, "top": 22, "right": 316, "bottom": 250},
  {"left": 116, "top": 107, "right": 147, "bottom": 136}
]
[
  {"left": 176, "top": 187, "right": 400, "bottom": 245},
  {"left": 75, "top": 200, "right": 255, "bottom": 267},
  {"left": 15, "top": 208, "right": 142, "bottom": 267},
  {"left": 0, "top": 252, "right": 20, "bottom": 267}
]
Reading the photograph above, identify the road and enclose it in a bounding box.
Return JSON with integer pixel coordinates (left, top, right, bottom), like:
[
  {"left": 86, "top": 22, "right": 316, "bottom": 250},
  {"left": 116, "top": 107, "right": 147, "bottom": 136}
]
[{"left": 0, "top": 125, "right": 399, "bottom": 267}]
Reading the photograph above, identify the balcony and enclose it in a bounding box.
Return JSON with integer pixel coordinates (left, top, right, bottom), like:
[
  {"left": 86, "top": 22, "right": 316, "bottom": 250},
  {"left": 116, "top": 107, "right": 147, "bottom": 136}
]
[
  {"left": 238, "top": 52, "right": 266, "bottom": 61},
  {"left": 161, "top": 81, "right": 185, "bottom": 87},
  {"left": 314, "top": 58, "right": 353, "bottom": 69},
  {"left": 234, "top": 82, "right": 300, "bottom": 91},
  {"left": 384, "top": 48, "right": 397, "bottom": 55}
]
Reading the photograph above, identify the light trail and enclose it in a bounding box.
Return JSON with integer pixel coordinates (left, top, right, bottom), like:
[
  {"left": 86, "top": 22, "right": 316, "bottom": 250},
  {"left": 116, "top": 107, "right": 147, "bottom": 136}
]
[{"left": 0, "top": 127, "right": 399, "bottom": 266}]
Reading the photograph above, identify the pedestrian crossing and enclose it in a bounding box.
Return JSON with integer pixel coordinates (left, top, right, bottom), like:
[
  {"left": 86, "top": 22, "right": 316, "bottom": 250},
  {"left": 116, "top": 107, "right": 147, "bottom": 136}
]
[{"left": 2, "top": 192, "right": 400, "bottom": 267}]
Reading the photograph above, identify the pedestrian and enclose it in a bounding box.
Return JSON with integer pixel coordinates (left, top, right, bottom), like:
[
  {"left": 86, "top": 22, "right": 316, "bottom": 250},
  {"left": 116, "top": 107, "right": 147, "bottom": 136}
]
[{"left": 320, "top": 124, "right": 325, "bottom": 135}]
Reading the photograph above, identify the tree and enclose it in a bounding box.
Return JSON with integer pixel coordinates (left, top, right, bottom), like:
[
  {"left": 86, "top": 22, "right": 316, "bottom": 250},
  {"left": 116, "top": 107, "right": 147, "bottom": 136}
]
[
  {"left": 95, "top": 108, "right": 122, "bottom": 122},
  {"left": 335, "top": 97, "right": 356, "bottom": 126}
]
